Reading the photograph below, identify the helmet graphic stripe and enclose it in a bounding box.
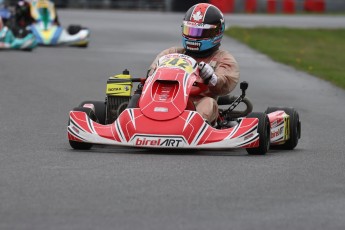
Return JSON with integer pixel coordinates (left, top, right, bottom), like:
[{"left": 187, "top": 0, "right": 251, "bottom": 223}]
[{"left": 190, "top": 3, "right": 211, "bottom": 23}]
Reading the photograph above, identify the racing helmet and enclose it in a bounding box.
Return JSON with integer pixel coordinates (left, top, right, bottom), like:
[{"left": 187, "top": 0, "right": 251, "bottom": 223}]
[{"left": 182, "top": 3, "right": 225, "bottom": 53}]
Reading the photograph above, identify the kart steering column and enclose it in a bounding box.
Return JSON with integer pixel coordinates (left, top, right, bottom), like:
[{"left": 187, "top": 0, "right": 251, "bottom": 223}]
[{"left": 221, "top": 81, "right": 249, "bottom": 117}]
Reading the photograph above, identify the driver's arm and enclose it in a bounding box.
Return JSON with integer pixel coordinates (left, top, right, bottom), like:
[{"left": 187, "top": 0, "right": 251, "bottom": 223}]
[{"left": 209, "top": 50, "right": 240, "bottom": 96}]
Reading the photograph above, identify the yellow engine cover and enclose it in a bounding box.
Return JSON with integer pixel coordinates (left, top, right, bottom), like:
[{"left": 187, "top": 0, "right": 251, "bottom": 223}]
[{"left": 106, "top": 73, "right": 132, "bottom": 96}]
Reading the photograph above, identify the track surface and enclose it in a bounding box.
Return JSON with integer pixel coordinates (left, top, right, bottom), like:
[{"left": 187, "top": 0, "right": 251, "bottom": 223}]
[{"left": 1, "top": 11, "right": 345, "bottom": 230}]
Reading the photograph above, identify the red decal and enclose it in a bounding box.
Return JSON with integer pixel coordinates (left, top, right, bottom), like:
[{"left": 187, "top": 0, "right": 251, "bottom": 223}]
[{"left": 190, "top": 3, "right": 210, "bottom": 23}]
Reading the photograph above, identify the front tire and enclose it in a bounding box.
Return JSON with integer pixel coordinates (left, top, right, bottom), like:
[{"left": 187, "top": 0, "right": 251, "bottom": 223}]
[
  {"left": 68, "top": 107, "right": 98, "bottom": 150},
  {"left": 69, "top": 139, "right": 93, "bottom": 150},
  {"left": 265, "top": 107, "right": 301, "bottom": 150},
  {"left": 78, "top": 101, "right": 106, "bottom": 125},
  {"left": 67, "top": 24, "right": 82, "bottom": 35},
  {"left": 246, "top": 112, "right": 270, "bottom": 155}
]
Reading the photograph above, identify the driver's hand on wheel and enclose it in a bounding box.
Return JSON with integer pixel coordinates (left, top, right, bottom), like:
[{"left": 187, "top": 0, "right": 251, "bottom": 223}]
[{"left": 199, "top": 62, "right": 218, "bottom": 86}]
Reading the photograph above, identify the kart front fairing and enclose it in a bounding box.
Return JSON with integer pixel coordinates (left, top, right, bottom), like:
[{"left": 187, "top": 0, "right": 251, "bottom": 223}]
[
  {"left": 68, "top": 54, "right": 261, "bottom": 149},
  {"left": 68, "top": 109, "right": 259, "bottom": 149}
]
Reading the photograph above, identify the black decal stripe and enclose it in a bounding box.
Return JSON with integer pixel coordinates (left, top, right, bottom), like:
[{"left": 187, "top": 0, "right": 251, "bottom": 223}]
[
  {"left": 128, "top": 109, "right": 136, "bottom": 129},
  {"left": 184, "top": 73, "right": 188, "bottom": 88},
  {"left": 186, "top": 111, "right": 195, "bottom": 123},
  {"left": 115, "top": 120, "right": 124, "bottom": 141},
  {"left": 237, "top": 125, "right": 258, "bottom": 139},
  {"left": 235, "top": 134, "right": 259, "bottom": 148},
  {"left": 274, "top": 136, "right": 284, "bottom": 142},
  {"left": 277, "top": 121, "right": 284, "bottom": 127},
  {"left": 129, "top": 109, "right": 134, "bottom": 120},
  {"left": 227, "top": 119, "right": 242, "bottom": 139},
  {"left": 194, "top": 123, "right": 208, "bottom": 144},
  {"left": 68, "top": 127, "right": 87, "bottom": 142},
  {"left": 70, "top": 119, "right": 88, "bottom": 133},
  {"left": 87, "top": 117, "right": 95, "bottom": 133}
]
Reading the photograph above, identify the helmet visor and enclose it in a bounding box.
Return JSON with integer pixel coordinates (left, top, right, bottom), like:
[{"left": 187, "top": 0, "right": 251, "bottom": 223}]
[{"left": 182, "top": 21, "right": 219, "bottom": 39}]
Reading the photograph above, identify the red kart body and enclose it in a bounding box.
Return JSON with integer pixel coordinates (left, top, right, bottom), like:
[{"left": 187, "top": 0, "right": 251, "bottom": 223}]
[
  {"left": 68, "top": 109, "right": 259, "bottom": 149},
  {"left": 68, "top": 54, "right": 300, "bottom": 153}
]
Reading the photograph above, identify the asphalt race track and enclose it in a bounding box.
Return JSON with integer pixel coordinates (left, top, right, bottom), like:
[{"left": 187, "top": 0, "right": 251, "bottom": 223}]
[{"left": 1, "top": 10, "right": 345, "bottom": 230}]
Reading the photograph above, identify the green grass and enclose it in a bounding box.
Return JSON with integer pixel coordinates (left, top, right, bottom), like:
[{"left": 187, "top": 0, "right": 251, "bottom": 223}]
[{"left": 225, "top": 27, "right": 345, "bottom": 89}]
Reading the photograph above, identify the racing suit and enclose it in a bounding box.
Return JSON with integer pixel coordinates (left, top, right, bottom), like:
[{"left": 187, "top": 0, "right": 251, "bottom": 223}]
[
  {"left": 15, "top": 0, "right": 60, "bottom": 29},
  {"left": 29, "top": 0, "right": 60, "bottom": 25},
  {"left": 149, "top": 47, "right": 240, "bottom": 123}
]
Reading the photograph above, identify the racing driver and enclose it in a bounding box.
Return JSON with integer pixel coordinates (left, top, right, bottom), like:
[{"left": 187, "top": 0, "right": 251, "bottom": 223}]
[
  {"left": 0, "top": 16, "right": 37, "bottom": 50},
  {"left": 14, "top": 0, "right": 60, "bottom": 28},
  {"left": 149, "top": 3, "right": 240, "bottom": 124}
]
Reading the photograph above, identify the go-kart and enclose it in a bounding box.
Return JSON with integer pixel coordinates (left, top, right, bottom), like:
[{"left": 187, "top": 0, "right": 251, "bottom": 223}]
[
  {"left": 0, "top": 30, "right": 37, "bottom": 50},
  {"left": 27, "top": 0, "right": 89, "bottom": 47},
  {"left": 30, "top": 23, "right": 89, "bottom": 47},
  {"left": 67, "top": 54, "right": 301, "bottom": 155}
]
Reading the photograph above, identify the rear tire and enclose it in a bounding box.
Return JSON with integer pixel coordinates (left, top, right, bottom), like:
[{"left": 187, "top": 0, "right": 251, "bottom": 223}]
[
  {"left": 68, "top": 107, "right": 97, "bottom": 150},
  {"left": 246, "top": 112, "right": 270, "bottom": 155},
  {"left": 265, "top": 107, "right": 301, "bottom": 150}
]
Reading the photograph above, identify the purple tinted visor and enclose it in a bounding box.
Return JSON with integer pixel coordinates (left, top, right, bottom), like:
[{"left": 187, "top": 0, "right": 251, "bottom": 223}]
[{"left": 182, "top": 21, "right": 219, "bottom": 39}]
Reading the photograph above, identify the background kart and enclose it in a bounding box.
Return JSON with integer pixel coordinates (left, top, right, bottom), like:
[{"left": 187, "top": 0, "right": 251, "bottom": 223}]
[
  {"left": 30, "top": 23, "right": 89, "bottom": 47},
  {"left": 11, "top": 0, "right": 90, "bottom": 47},
  {"left": 67, "top": 54, "right": 301, "bottom": 155}
]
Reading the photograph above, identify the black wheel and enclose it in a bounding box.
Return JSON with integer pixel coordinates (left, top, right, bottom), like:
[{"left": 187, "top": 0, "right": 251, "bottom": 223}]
[
  {"left": 67, "top": 24, "right": 82, "bottom": 35},
  {"left": 106, "top": 96, "right": 131, "bottom": 124},
  {"left": 69, "top": 139, "right": 93, "bottom": 150},
  {"left": 265, "top": 107, "right": 301, "bottom": 150},
  {"left": 78, "top": 101, "right": 106, "bottom": 124},
  {"left": 68, "top": 107, "right": 97, "bottom": 150},
  {"left": 22, "top": 48, "right": 33, "bottom": 52},
  {"left": 246, "top": 112, "right": 270, "bottom": 155}
]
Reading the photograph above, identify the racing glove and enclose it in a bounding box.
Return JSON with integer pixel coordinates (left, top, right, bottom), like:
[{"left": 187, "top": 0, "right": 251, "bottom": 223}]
[{"left": 199, "top": 62, "right": 218, "bottom": 86}]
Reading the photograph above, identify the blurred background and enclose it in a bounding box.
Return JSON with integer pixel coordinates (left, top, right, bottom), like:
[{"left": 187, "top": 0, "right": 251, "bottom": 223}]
[{"left": 2, "top": 0, "right": 345, "bottom": 13}]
